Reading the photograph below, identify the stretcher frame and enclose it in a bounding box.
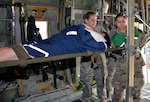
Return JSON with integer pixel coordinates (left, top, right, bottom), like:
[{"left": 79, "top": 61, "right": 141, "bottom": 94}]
[{"left": 0, "top": 47, "right": 124, "bottom": 68}]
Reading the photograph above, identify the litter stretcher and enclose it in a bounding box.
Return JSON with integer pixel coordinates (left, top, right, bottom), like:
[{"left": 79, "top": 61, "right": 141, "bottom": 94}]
[{"left": 0, "top": 47, "right": 124, "bottom": 68}]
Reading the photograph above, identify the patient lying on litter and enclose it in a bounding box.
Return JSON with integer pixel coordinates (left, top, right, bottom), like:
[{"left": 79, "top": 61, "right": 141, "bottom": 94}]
[{"left": 0, "top": 24, "right": 109, "bottom": 62}]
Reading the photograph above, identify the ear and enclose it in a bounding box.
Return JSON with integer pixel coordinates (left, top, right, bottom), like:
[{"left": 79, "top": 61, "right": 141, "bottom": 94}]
[
  {"left": 84, "top": 19, "right": 88, "bottom": 24},
  {"left": 114, "top": 22, "right": 117, "bottom": 28}
]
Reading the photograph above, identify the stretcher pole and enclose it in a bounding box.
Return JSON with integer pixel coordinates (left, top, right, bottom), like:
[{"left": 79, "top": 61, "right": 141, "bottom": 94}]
[
  {"left": 0, "top": 47, "right": 125, "bottom": 68},
  {"left": 126, "top": 0, "right": 135, "bottom": 102}
]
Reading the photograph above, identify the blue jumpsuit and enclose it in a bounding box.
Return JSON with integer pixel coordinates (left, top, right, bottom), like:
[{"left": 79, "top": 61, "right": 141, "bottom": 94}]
[{"left": 23, "top": 24, "right": 107, "bottom": 58}]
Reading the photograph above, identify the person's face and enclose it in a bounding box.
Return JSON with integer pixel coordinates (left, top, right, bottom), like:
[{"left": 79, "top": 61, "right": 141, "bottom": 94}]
[
  {"left": 85, "top": 14, "right": 97, "bottom": 29},
  {"left": 115, "top": 16, "right": 127, "bottom": 31}
]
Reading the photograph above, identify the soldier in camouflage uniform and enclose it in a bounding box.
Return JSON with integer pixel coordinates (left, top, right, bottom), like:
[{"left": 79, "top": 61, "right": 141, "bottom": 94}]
[
  {"left": 80, "top": 31, "right": 111, "bottom": 102},
  {"left": 105, "top": 52, "right": 117, "bottom": 102},
  {"left": 109, "top": 13, "right": 146, "bottom": 102},
  {"left": 80, "top": 53, "right": 107, "bottom": 102},
  {"left": 80, "top": 11, "right": 105, "bottom": 102}
]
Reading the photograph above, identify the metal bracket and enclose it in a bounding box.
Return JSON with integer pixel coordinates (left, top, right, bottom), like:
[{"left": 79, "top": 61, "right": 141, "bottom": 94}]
[
  {"left": 130, "top": 3, "right": 138, "bottom": 14},
  {"left": 128, "top": 86, "right": 134, "bottom": 97},
  {"left": 124, "top": 3, "right": 139, "bottom": 16},
  {"left": 125, "top": 45, "right": 137, "bottom": 55}
]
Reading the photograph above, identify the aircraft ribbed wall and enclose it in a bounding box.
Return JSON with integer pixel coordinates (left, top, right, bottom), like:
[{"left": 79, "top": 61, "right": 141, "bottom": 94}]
[{"left": 14, "top": 0, "right": 58, "bottom": 6}]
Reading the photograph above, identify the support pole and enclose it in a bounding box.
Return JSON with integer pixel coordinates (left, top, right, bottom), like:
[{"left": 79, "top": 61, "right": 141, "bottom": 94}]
[
  {"left": 126, "top": 0, "right": 135, "bottom": 102},
  {"left": 96, "top": 0, "right": 104, "bottom": 31},
  {"left": 11, "top": 5, "right": 16, "bottom": 44}
]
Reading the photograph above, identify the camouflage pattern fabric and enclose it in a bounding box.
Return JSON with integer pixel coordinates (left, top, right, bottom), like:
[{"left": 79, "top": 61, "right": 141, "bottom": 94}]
[
  {"left": 80, "top": 61, "right": 94, "bottom": 101},
  {"left": 112, "top": 54, "right": 127, "bottom": 102},
  {"left": 80, "top": 53, "right": 107, "bottom": 102},
  {"left": 111, "top": 29, "right": 146, "bottom": 102},
  {"left": 112, "top": 53, "right": 145, "bottom": 102},
  {"left": 106, "top": 55, "right": 117, "bottom": 100}
]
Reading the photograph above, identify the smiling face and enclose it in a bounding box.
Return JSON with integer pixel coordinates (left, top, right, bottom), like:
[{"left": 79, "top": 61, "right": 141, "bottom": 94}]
[{"left": 115, "top": 16, "right": 127, "bottom": 33}]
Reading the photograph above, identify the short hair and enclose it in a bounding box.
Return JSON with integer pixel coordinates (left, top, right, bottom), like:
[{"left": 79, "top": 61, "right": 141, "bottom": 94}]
[
  {"left": 83, "top": 11, "right": 96, "bottom": 20},
  {"left": 115, "top": 13, "right": 127, "bottom": 21}
]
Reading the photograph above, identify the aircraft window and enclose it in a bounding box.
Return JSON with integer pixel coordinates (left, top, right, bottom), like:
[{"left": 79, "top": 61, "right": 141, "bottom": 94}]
[{"left": 35, "top": 21, "right": 48, "bottom": 39}]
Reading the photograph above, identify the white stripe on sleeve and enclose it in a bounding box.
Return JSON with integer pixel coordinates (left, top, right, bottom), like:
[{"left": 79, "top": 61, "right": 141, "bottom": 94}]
[{"left": 24, "top": 44, "right": 49, "bottom": 57}]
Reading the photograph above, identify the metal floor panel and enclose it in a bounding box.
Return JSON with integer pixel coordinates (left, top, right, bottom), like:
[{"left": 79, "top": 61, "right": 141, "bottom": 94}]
[
  {"left": 14, "top": 86, "right": 100, "bottom": 102},
  {"left": 14, "top": 86, "right": 81, "bottom": 102}
]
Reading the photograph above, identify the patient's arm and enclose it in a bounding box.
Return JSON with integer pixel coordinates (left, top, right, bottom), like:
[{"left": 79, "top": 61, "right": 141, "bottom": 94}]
[{"left": 0, "top": 47, "right": 19, "bottom": 62}]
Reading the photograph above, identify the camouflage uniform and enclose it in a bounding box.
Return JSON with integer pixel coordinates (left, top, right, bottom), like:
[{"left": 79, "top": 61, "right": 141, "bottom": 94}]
[
  {"left": 80, "top": 53, "right": 107, "bottom": 102},
  {"left": 106, "top": 54, "right": 117, "bottom": 101},
  {"left": 80, "top": 60, "right": 94, "bottom": 102},
  {"left": 132, "top": 29, "right": 145, "bottom": 102},
  {"left": 111, "top": 28, "right": 146, "bottom": 102},
  {"left": 105, "top": 28, "right": 118, "bottom": 101}
]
